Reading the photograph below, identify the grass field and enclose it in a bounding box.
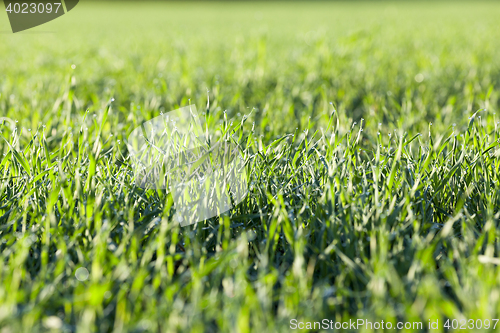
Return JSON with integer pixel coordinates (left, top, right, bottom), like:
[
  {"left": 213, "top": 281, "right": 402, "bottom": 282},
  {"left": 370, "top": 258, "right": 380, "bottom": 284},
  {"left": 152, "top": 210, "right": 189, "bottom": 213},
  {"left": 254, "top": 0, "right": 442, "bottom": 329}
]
[{"left": 1, "top": 1, "right": 500, "bottom": 332}]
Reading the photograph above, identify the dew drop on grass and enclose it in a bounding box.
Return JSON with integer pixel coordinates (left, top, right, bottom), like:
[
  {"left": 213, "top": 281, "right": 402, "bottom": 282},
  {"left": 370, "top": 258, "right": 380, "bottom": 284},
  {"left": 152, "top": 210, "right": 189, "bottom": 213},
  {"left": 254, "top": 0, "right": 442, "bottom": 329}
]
[
  {"left": 414, "top": 73, "right": 424, "bottom": 82},
  {"left": 75, "top": 267, "right": 89, "bottom": 281}
]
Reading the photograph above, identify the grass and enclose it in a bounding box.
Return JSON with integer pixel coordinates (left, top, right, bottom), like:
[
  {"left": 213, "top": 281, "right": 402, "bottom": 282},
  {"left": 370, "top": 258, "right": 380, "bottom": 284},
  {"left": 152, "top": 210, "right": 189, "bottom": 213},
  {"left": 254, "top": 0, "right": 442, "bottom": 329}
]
[{"left": 1, "top": 1, "right": 500, "bottom": 332}]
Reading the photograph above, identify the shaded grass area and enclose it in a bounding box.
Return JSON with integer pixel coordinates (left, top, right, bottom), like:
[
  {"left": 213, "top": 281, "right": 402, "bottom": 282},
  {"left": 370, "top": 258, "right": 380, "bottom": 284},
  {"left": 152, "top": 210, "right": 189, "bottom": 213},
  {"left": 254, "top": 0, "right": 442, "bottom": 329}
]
[{"left": 1, "top": 1, "right": 500, "bottom": 332}]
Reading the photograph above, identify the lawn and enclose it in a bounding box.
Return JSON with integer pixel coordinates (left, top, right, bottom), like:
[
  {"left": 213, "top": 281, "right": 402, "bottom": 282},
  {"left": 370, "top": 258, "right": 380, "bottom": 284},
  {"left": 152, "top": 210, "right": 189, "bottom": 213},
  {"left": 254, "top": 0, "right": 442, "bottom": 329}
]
[{"left": 1, "top": 1, "right": 500, "bottom": 332}]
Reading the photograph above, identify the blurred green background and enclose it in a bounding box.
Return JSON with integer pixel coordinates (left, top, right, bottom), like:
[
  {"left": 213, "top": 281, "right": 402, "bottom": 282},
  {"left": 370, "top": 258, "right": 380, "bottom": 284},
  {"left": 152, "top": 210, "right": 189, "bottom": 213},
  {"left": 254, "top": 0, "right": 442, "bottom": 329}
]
[{"left": 1, "top": 1, "right": 499, "bottom": 138}]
